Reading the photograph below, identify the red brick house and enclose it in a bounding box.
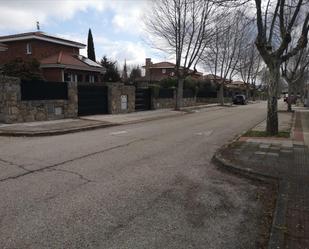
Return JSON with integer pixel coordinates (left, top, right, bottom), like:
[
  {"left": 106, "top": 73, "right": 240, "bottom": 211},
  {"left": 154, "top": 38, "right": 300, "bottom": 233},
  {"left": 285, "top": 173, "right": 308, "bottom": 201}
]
[
  {"left": 0, "top": 32, "right": 105, "bottom": 83},
  {"left": 203, "top": 74, "right": 251, "bottom": 96},
  {"left": 142, "top": 58, "right": 203, "bottom": 82}
]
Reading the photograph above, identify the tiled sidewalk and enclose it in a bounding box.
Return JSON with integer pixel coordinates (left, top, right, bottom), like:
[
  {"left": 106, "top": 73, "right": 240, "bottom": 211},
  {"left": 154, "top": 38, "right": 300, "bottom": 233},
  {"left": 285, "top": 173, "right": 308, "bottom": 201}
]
[{"left": 216, "top": 109, "right": 309, "bottom": 248}]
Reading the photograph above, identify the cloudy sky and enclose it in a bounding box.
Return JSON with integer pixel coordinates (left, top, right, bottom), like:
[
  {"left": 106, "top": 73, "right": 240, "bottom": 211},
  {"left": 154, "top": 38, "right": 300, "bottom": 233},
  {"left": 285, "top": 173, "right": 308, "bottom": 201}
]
[{"left": 0, "top": 0, "right": 166, "bottom": 69}]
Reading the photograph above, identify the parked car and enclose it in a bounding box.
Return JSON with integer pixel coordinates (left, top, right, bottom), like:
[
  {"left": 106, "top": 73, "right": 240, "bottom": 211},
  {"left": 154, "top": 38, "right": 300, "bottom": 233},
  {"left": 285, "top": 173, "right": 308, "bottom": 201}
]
[
  {"left": 233, "top": 94, "right": 247, "bottom": 105},
  {"left": 284, "top": 95, "right": 297, "bottom": 104}
]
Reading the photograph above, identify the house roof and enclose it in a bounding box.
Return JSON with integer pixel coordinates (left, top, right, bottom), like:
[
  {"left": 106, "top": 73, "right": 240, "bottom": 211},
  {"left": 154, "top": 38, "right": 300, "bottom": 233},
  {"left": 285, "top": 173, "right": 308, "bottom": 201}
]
[
  {"left": 204, "top": 74, "right": 223, "bottom": 80},
  {"left": 231, "top": 80, "right": 246, "bottom": 85},
  {"left": 40, "top": 51, "right": 105, "bottom": 73},
  {"left": 0, "top": 42, "right": 7, "bottom": 51},
  {"left": 149, "top": 61, "right": 175, "bottom": 69},
  {"left": 0, "top": 31, "right": 85, "bottom": 49},
  {"left": 144, "top": 61, "right": 203, "bottom": 75}
]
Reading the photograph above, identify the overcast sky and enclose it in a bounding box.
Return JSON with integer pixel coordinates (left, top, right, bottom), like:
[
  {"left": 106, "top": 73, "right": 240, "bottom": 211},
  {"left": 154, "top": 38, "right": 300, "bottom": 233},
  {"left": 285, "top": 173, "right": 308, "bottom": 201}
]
[{"left": 0, "top": 0, "right": 166, "bottom": 68}]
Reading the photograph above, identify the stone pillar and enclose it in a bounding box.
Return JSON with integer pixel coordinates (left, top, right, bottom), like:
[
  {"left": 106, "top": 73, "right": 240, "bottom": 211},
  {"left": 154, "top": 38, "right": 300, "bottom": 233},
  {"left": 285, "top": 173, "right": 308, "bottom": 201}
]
[
  {"left": 108, "top": 83, "right": 135, "bottom": 114},
  {"left": 0, "top": 76, "right": 21, "bottom": 123},
  {"left": 145, "top": 58, "right": 152, "bottom": 80},
  {"left": 66, "top": 81, "right": 78, "bottom": 118}
]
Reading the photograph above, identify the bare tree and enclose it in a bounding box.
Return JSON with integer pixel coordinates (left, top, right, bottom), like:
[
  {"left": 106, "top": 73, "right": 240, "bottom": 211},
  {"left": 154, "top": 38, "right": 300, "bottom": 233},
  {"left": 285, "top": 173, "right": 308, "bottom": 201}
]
[
  {"left": 145, "top": 0, "right": 217, "bottom": 109},
  {"left": 254, "top": 0, "right": 309, "bottom": 135},
  {"left": 203, "top": 9, "right": 251, "bottom": 105},
  {"left": 281, "top": 46, "right": 309, "bottom": 111},
  {"left": 238, "top": 43, "right": 262, "bottom": 101}
]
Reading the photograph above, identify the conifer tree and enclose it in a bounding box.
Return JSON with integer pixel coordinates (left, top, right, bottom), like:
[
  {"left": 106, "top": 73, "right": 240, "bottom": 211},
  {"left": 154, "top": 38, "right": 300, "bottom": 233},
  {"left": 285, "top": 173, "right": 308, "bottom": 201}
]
[{"left": 87, "top": 28, "right": 96, "bottom": 61}]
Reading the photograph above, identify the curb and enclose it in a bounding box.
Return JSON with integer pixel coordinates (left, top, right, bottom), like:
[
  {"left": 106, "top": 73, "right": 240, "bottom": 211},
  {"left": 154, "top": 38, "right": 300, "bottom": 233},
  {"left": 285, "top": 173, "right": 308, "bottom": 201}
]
[
  {"left": 0, "top": 122, "right": 117, "bottom": 137},
  {"left": 116, "top": 112, "right": 187, "bottom": 125},
  {"left": 180, "top": 103, "right": 221, "bottom": 112},
  {"left": 212, "top": 150, "right": 278, "bottom": 182}
]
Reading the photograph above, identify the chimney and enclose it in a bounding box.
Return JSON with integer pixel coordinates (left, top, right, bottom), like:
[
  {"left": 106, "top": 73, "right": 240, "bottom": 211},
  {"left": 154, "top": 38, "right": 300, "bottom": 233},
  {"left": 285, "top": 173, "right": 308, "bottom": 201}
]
[{"left": 145, "top": 58, "right": 152, "bottom": 78}]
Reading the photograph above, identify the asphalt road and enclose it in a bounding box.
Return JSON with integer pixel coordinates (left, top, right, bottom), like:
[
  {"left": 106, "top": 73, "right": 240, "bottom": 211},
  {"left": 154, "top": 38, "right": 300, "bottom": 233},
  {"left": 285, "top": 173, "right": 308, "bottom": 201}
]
[{"left": 0, "top": 102, "right": 269, "bottom": 249}]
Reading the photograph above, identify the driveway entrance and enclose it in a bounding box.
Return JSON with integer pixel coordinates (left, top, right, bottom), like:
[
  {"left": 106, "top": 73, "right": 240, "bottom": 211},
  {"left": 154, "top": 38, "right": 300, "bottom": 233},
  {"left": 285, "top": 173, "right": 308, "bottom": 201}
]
[
  {"left": 78, "top": 85, "right": 108, "bottom": 116},
  {"left": 135, "top": 88, "right": 151, "bottom": 111}
]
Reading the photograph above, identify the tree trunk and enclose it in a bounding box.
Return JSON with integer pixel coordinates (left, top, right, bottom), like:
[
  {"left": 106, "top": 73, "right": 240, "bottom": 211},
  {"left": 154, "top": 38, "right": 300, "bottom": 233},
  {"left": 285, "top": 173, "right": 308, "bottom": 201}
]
[
  {"left": 246, "top": 87, "right": 250, "bottom": 100},
  {"left": 218, "top": 83, "right": 224, "bottom": 105},
  {"left": 175, "top": 77, "right": 184, "bottom": 110},
  {"left": 252, "top": 86, "right": 256, "bottom": 101},
  {"left": 266, "top": 65, "right": 280, "bottom": 135},
  {"left": 287, "top": 82, "right": 292, "bottom": 112}
]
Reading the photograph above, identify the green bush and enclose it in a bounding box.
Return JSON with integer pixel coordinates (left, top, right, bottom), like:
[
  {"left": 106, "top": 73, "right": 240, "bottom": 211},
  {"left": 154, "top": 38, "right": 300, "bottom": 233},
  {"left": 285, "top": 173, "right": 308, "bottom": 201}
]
[
  {"left": 159, "top": 78, "right": 177, "bottom": 88},
  {"left": 149, "top": 84, "right": 160, "bottom": 98},
  {"left": 2, "top": 58, "right": 43, "bottom": 80}
]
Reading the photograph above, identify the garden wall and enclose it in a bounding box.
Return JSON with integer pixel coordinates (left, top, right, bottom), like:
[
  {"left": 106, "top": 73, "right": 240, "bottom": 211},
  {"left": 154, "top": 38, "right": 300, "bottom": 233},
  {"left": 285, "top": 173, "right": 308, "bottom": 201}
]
[
  {"left": 151, "top": 88, "right": 201, "bottom": 109},
  {"left": 0, "top": 76, "right": 77, "bottom": 123}
]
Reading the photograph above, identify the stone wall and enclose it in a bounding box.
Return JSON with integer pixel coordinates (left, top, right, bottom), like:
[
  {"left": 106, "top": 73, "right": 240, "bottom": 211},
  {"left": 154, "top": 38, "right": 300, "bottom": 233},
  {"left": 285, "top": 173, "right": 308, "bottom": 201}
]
[
  {"left": 0, "top": 76, "right": 77, "bottom": 123},
  {"left": 151, "top": 95, "right": 233, "bottom": 109},
  {"left": 152, "top": 98, "right": 176, "bottom": 109},
  {"left": 108, "top": 83, "right": 135, "bottom": 114},
  {"left": 183, "top": 97, "right": 196, "bottom": 107},
  {"left": 151, "top": 88, "right": 197, "bottom": 109}
]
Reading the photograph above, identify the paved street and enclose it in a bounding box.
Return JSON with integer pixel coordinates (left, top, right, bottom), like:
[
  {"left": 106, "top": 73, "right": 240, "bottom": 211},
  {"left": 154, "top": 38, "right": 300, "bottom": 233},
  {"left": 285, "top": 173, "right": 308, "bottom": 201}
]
[{"left": 0, "top": 102, "right": 271, "bottom": 249}]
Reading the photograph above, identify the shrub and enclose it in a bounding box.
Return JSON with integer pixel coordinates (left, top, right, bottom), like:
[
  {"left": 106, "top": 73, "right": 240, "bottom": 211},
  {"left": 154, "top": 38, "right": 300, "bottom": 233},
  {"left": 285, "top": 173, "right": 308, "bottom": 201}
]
[
  {"left": 2, "top": 58, "right": 43, "bottom": 80},
  {"left": 149, "top": 84, "right": 160, "bottom": 98},
  {"left": 160, "top": 78, "right": 177, "bottom": 88}
]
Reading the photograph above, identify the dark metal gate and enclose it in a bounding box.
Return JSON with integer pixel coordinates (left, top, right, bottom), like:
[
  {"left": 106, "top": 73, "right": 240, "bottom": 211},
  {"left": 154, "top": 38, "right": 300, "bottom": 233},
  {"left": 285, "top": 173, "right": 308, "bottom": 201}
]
[
  {"left": 78, "top": 85, "right": 108, "bottom": 116},
  {"left": 135, "top": 88, "right": 151, "bottom": 111}
]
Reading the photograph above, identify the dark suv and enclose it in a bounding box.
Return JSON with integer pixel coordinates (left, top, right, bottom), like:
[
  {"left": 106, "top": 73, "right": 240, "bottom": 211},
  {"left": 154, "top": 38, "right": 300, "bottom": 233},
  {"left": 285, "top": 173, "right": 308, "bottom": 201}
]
[{"left": 233, "top": 94, "right": 247, "bottom": 105}]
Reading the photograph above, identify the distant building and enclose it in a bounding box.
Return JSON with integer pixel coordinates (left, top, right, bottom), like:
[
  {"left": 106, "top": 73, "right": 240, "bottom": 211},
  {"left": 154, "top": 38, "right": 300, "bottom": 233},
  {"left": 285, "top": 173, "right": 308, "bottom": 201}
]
[
  {"left": 203, "top": 74, "right": 252, "bottom": 96},
  {"left": 203, "top": 74, "right": 232, "bottom": 84},
  {"left": 142, "top": 58, "right": 203, "bottom": 82}
]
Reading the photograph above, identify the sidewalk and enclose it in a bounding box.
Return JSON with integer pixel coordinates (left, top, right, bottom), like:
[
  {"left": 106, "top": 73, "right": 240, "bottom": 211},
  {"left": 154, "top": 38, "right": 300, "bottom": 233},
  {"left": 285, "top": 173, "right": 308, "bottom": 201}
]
[
  {"left": 0, "top": 119, "right": 116, "bottom": 136},
  {"left": 214, "top": 108, "right": 309, "bottom": 249},
  {"left": 0, "top": 104, "right": 219, "bottom": 136}
]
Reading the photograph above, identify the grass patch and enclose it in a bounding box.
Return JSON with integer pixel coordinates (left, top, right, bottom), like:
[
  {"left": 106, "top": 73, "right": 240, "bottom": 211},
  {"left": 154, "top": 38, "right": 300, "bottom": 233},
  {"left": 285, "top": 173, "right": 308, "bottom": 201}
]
[{"left": 243, "top": 130, "right": 290, "bottom": 138}]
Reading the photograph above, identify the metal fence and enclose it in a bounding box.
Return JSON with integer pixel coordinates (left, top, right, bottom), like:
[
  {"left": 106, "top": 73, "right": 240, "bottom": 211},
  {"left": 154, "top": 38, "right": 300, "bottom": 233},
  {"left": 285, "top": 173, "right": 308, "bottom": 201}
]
[
  {"left": 158, "top": 88, "right": 174, "bottom": 98},
  {"left": 21, "top": 80, "right": 68, "bottom": 101},
  {"left": 183, "top": 89, "right": 195, "bottom": 98},
  {"left": 196, "top": 89, "right": 217, "bottom": 98}
]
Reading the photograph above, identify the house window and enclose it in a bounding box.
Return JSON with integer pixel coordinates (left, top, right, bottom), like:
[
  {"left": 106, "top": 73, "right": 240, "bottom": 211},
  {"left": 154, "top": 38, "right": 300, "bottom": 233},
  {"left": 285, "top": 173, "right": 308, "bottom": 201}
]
[
  {"left": 64, "top": 73, "right": 78, "bottom": 82},
  {"left": 72, "top": 74, "right": 77, "bottom": 82},
  {"left": 162, "top": 68, "right": 166, "bottom": 74},
  {"left": 64, "top": 73, "right": 71, "bottom": 82},
  {"left": 86, "top": 74, "right": 95, "bottom": 83},
  {"left": 26, "top": 43, "right": 32, "bottom": 54},
  {"left": 77, "top": 74, "right": 83, "bottom": 82}
]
